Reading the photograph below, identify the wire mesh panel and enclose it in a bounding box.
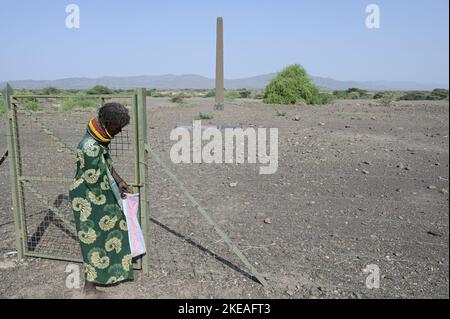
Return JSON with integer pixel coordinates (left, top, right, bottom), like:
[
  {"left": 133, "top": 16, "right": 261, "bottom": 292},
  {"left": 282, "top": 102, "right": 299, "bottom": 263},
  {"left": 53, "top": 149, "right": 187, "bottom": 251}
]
[{"left": 9, "top": 95, "right": 138, "bottom": 262}]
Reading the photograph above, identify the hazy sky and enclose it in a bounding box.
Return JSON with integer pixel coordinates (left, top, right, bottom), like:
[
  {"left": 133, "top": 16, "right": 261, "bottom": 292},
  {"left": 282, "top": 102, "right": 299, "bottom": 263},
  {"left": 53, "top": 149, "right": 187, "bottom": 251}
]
[{"left": 0, "top": 0, "right": 448, "bottom": 84}]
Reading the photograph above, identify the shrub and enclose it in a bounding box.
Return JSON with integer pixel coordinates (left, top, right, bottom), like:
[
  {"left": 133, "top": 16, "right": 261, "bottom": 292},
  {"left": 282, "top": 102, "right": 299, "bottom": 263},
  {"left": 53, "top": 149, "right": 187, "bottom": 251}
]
[
  {"left": 253, "top": 92, "right": 264, "bottom": 99},
  {"left": 151, "top": 91, "right": 164, "bottom": 97},
  {"left": 204, "top": 90, "right": 215, "bottom": 98},
  {"left": 0, "top": 98, "right": 4, "bottom": 114},
  {"left": 66, "top": 89, "right": 82, "bottom": 95},
  {"left": 42, "top": 87, "right": 61, "bottom": 95},
  {"left": 378, "top": 92, "right": 396, "bottom": 106},
  {"left": 87, "top": 85, "right": 113, "bottom": 95},
  {"left": 332, "top": 90, "right": 347, "bottom": 99},
  {"left": 333, "top": 88, "right": 370, "bottom": 99},
  {"left": 238, "top": 89, "right": 252, "bottom": 98},
  {"left": 62, "top": 97, "right": 98, "bottom": 111},
  {"left": 275, "top": 110, "right": 286, "bottom": 117},
  {"left": 399, "top": 89, "right": 449, "bottom": 101},
  {"left": 399, "top": 91, "right": 429, "bottom": 101},
  {"left": 224, "top": 90, "right": 240, "bottom": 101},
  {"left": 373, "top": 92, "right": 385, "bottom": 99},
  {"left": 347, "top": 88, "right": 370, "bottom": 99},
  {"left": 194, "top": 112, "right": 214, "bottom": 120},
  {"left": 263, "top": 64, "right": 320, "bottom": 105},
  {"left": 428, "top": 88, "right": 449, "bottom": 100},
  {"left": 315, "top": 93, "right": 335, "bottom": 104},
  {"left": 347, "top": 91, "right": 360, "bottom": 99},
  {"left": 22, "top": 98, "right": 41, "bottom": 111},
  {"left": 170, "top": 94, "right": 184, "bottom": 103}
]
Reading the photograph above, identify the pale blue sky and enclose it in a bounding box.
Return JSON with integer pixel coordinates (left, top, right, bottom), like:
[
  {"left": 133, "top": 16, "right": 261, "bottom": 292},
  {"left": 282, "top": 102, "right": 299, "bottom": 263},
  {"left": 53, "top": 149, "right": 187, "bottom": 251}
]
[{"left": 0, "top": 0, "right": 448, "bottom": 84}]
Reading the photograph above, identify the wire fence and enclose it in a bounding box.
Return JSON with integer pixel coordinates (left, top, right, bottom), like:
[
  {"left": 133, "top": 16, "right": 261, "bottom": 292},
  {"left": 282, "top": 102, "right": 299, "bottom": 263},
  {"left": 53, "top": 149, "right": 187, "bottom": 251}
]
[
  {"left": 4, "top": 92, "right": 146, "bottom": 265},
  {"left": 2, "top": 88, "right": 270, "bottom": 285}
]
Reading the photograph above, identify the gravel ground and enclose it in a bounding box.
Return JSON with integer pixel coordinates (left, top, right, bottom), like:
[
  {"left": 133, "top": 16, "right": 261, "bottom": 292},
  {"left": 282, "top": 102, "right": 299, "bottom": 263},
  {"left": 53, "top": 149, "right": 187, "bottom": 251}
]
[{"left": 0, "top": 97, "right": 448, "bottom": 299}]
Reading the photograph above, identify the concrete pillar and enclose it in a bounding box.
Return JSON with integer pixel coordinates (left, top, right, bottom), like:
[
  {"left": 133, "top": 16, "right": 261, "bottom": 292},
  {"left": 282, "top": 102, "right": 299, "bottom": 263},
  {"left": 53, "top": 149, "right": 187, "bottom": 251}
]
[{"left": 214, "top": 17, "right": 224, "bottom": 111}]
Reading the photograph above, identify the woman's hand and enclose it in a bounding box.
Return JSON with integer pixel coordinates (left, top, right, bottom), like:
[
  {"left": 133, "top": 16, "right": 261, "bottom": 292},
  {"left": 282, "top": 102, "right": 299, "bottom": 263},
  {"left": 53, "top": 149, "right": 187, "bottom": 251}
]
[
  {"left": 118, "top": 180, "right": 132, "bottom": 197},
  {"left": 111, "top": 167, "right": 132, "bottom": 196}
]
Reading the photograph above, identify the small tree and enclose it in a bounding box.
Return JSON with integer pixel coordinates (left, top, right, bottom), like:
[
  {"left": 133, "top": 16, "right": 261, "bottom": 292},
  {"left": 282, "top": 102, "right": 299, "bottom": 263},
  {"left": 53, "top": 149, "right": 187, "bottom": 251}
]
[
  {"left": 263, "top": 64, "right": 320, "bottom": 105},
  {"left": 316, "top": 93, "right": 335, "bottom": 104},
  {"left": 170, "top": 94, "right": 184, "bottom": 103},
  {"left": 333, "top": 90, "right": 347, "bottom": 99},
  {"left": 373, "top": 92, "right": 385, "bottom": 99},
  {"left": 195, "top": 112, "right": 214, "bottom": 120},
  {"left": 378, "top": 92, "right": 395, "bottom": 106},
  {"left": 428, "top": 88, "right": 449, "bottom": 100},
  {"left": 399, "top": 91, "right": 429, "bottom": 101},
  {"left": 238, "top": 89, "right": 251, "bottom": 98},
  {"left": 204, "top": 90, "right": 215, "bottom": 98},
  {"left": 347, "top": 88, "right": 368, "bottom": 98},
  {"left": 87, "top": 85, "right": 113, "bottom": 95},
  {"left": 348, "top": 91, "right": 360, "bottom": 99},
  {"left": 42, "top": 87, "right": 61, "bottom": 95}
]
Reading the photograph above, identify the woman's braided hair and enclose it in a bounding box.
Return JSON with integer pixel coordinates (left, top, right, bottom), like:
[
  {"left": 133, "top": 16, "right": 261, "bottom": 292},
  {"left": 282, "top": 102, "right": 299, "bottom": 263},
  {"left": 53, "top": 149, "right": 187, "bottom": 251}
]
[{"left": 98, "top": 102, "right": 130, "bottom": 128}]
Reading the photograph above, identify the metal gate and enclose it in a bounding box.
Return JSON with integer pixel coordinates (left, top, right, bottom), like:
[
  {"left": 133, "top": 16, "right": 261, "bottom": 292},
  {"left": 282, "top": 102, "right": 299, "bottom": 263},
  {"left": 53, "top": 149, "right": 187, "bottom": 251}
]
[{"left": 2, "top": 85, "right": 150, "bottom": 273}]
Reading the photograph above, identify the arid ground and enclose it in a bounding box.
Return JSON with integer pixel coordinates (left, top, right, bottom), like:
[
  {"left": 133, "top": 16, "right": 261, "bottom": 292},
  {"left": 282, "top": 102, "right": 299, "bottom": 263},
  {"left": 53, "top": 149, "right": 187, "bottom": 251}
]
[{"left": 0, "top": 97, "right": 448, "bottom": 299}]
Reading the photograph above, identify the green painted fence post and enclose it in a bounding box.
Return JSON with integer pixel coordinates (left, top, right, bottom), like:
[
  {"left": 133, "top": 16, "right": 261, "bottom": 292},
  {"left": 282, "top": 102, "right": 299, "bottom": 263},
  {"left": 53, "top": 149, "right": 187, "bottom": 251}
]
[
  {"left": 2, "top": 84, "right": 25, "bottom": 259},
  {"left": 136, "top": 88, "right": 150, "bottom": 274},
  {"left": 132, "top": 94, "right": 140, "bottom": 190}
]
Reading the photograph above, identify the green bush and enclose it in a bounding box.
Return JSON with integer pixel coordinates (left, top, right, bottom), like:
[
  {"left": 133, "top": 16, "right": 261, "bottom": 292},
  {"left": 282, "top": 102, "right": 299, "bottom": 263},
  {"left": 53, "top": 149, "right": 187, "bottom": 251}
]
[
  {"left": 62, "top": 97, "right": 98, "bottom": 111},
  {"left": 204, "top": 90, "right": 215, "bottom": 98},
  {"left": 378, "top": 92, "right": 396, "bottom": 106},
  {"left": 398, "top": 89, "right": 449, "bottom": 101},
  {"left": 347, "top": 91, "right": 360, "bottom": 99},
  {"left": 238, "top": 89, "right": 252, "bottom": 98},
  {"left": 87, "top": 85, "right": 113, "bottom": 95},
  {"left": 275, "top": 110, "right": 286, "bottom": 117},
  {"left": 263, "top": 64, "right": 320, "bottom": 105},
  {"left": 65, "top": 89, "right": 83, "bottom": 95},
  {"left": 399, "top": 91, "right": 429, "bottom": 101},
  {"left": 333, "top": 88, "right": 370, "bottom": 99},
  {"left": 224, "top": 90, "right": 240, "bottom": 101},
  {"left": 315, "top": 93, "right": 335, "bottom": 104},
  {"left": 42, "top": 87, "right": 61, "bottom": 95},
  {"left": 428, "top": 89, "right": 449, "bottom": 100},
  {"left": 347, "top": 88, "right": 370, "bottom": 99},
  {"left": 151, "top": 91, "right": 164, "bottom": 97},
  {"left": 0, "top": 98, "right": 4, "bottom": 115},
  {"left": 194, "top": 112, "right": 214, "bottom": 120},
  {"left": 253, "top": 92, "right": 264, "bottom": 99},
  {"left": 170, "top": 95, "right": 184, "bottom": 103},
  {"left": 22, "top": 98, "right": 41, "bottom": 111},
  {"left": 373, "top": 92, "right": 385, "bottom": 99},
  {"left": 332, "top": 90, "right": 347, "bottom": 99}
]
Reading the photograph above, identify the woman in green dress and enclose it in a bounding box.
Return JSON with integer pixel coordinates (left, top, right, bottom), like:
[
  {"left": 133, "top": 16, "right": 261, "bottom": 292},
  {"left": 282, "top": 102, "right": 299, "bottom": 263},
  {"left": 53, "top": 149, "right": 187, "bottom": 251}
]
[{"left": 69, "top": 102, "right": 133, "bottom": 296}]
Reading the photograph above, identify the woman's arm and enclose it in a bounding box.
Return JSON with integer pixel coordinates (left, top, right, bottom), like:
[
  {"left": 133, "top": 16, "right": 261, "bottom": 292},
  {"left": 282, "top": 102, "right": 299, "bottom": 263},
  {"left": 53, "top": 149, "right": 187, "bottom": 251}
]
[{"left": 110, "top": 166, "right": 131, "bottom": 195}]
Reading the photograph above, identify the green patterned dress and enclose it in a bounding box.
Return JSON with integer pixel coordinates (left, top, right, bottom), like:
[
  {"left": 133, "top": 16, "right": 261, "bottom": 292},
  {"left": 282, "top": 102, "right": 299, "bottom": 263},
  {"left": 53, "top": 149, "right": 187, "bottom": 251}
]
[{"left": 69, "top": 133, "right": 133, "bottom": 285}]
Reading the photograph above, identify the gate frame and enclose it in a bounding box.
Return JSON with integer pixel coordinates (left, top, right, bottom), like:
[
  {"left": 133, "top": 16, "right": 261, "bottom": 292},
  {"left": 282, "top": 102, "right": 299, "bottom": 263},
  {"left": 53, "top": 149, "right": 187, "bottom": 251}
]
[{"left": 2, "top": 85, "right": 151, "bottom": 274}]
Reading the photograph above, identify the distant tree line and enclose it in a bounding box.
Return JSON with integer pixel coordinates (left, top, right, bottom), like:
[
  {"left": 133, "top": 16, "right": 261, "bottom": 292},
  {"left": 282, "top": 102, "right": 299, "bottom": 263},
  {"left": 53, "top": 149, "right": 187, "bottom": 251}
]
[
  {"left": 332, "top": 87, "right": 448, "bottom": 101},
  {"left": 5, "top": 82, "right": 447, "bottom": 108}
]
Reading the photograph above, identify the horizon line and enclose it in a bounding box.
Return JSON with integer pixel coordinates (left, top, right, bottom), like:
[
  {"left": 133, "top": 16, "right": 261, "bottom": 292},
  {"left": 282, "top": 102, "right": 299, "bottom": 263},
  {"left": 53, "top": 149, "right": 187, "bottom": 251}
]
[{"left": 1, "top": 73, "right": 448, "bottom": 86}]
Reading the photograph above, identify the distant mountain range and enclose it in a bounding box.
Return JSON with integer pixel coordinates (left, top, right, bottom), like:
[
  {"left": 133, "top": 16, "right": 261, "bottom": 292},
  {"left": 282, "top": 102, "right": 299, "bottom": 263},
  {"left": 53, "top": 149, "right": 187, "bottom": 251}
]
[{"left": 1, "top": 74, "right": 447, "bottom": 91}]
